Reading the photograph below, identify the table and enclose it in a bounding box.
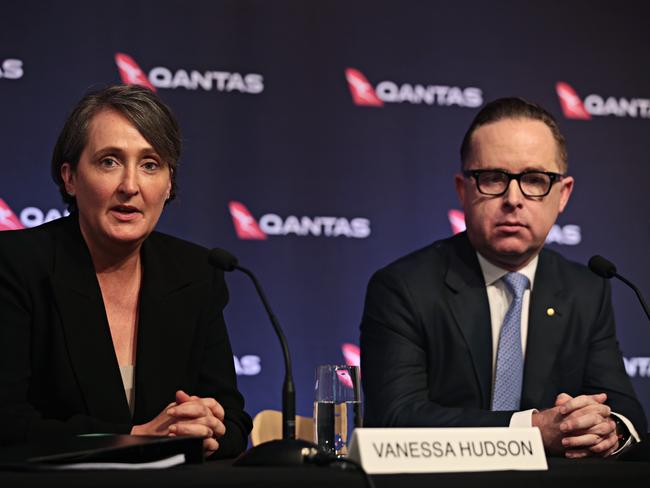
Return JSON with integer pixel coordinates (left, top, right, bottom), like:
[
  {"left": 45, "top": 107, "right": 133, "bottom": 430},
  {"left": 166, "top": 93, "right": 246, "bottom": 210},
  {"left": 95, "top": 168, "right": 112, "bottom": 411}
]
[{"left": 0, "top": 457, "right": 649, "bottom": 488}]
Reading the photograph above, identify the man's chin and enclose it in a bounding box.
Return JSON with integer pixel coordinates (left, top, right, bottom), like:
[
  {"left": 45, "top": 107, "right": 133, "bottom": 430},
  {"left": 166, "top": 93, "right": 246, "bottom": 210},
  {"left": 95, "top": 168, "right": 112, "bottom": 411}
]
[
  {"left": 468, "top": 231, "right": 540, "bottom": 266},
  {"left": 484, "top": 239, "right": 542, "bottom": 268},
  {"left": 493, "top": 244, "right": 529, "bottom": 256},
  {"left": 489, "top": 234, "right": 532, "bottom": 253}
]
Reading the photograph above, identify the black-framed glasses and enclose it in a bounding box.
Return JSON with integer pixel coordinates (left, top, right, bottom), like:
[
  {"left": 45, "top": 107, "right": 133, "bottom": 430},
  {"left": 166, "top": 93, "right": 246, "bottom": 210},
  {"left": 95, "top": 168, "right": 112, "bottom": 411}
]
[{"left": 462, "top": 169, "right": 565, "bottom": 197}]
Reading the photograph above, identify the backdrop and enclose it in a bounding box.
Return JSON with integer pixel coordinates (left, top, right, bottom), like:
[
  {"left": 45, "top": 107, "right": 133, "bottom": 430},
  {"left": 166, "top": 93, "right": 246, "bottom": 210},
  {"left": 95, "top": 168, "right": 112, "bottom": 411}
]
[{"left": 1, "top": 0, "right": 649, "bottom": 423}]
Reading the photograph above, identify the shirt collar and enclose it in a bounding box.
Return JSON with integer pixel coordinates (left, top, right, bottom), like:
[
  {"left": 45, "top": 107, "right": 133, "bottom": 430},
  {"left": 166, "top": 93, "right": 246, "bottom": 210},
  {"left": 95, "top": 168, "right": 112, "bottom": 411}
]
[{"left": 476, "top": 252, "right": 538, "bottom": 291}]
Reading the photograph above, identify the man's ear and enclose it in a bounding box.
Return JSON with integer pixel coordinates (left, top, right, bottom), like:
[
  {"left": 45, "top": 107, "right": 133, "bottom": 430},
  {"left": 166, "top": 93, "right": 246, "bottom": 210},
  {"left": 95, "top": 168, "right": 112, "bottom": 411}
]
[
  {"left": 454, "top": 172, "right": 466, "bottom": 208},
  {"left": 557, "top": 176, "right": 574, "bottom": 213}
]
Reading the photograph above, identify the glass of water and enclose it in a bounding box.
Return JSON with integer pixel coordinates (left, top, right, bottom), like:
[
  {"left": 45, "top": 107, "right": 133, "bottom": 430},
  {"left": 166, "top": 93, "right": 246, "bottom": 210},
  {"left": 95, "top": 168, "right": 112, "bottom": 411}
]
[{"left": 313, "top": 364, "right": 362, "bottom": 457}]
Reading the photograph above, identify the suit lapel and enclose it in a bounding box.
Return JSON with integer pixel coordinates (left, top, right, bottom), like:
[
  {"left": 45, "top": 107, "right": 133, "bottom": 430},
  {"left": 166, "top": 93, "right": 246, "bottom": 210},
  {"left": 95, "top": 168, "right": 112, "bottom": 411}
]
[
  {"left": 445, "top": 234, "right": 493, "bottom": 408},
  {"left": 521, "top": 250, "right": 569, "bottom": 409},
  {"left": 134, "top": 235, "right": 200, "bottom": 422},
  {"left": 49, "top": 216, "right": 132, "bottom": 423}
]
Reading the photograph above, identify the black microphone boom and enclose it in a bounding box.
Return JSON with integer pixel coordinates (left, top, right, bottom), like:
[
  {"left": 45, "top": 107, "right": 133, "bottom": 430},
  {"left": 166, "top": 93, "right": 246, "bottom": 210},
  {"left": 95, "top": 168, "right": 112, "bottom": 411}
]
[
  {"left": 208, "top": 248, "right": 296, "bottom": 440},
  {"left": 209, "top": 248, "right": 322, "bottom": 466},
  {"left": 588, "top": 255, "right": 650, "bottom": 322}
]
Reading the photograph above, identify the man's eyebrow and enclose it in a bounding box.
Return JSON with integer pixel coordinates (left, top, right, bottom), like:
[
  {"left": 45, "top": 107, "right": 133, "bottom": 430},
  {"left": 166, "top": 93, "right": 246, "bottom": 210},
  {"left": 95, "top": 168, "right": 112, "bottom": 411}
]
[
  {"left": 520, "top": 165, "right": 557, "bottom": 172},
  {"left": 476, "top": 165, "right": 555, "bottom": 173}
]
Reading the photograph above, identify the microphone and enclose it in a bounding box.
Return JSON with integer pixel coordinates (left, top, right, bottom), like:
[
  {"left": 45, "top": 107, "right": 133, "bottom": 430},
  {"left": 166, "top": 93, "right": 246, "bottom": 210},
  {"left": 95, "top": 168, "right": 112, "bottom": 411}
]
[
  {"left": 209, "top": 248, "right": 319, "bottom": 466},
  {"left": 208, "top": 247, "right": 238, "bottom": 272},
  {"left": 588, "top": 255, "right": 650, "bottom": 322},
  {"left": 588, "top": 255, "right": 617, "bottom": 279}
]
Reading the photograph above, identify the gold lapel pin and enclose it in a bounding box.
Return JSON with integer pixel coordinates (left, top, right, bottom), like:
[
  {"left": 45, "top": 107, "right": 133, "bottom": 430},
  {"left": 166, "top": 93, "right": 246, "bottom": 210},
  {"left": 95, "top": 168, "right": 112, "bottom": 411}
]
[{"left": 546, "top": 308, "right": 555, "bottom": 317}]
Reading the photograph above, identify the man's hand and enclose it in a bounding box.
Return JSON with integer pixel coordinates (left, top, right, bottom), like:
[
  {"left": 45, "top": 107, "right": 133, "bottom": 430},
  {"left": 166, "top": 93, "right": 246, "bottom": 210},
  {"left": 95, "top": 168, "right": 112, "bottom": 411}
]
[
  {"left": 555, "top": 393, "right": 618, "bottom": 458},
  {"left": 533, "top": 393, "right": 618, "bottom": 458},
  {"left": 531, "top": 402, "right": 567, "bottom": 455}
]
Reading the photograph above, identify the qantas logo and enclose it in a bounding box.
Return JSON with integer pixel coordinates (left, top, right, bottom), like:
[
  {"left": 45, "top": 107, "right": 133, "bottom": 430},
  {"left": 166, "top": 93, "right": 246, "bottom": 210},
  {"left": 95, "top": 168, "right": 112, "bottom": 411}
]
[
  {"left": 556, "top": 81, "right": 650, "bottom": 120},
  {"left": 624, "top": 357, "right": 650, "bottom": 378},
  {"left": 228, "top": 201, "right": 267, "bottom": 240},
  {"left": 448, "top": 209, "right": 467, "bottom": 235},
  {"left": 20, "top": 206, "right": 70, "bottom": 228},
  {"left": 0, "top": 59, "right": 24, "bottom": 80},
  {"left": 0, "top": 199, "right": 23, "bottom": 231},
  {"left": 556, "top": 82, "right": 591, "bottom": 120},
  {"left": 0, "top": 199, "right": 69, "bottom": 231},
  {"left": 447, "top": 209, "right": 581, "bottom": 245},
  {"left": 233, "top": 354, "right": 261, "bottom": 376},
  {"left": 345, "top": 67, "right": 483, "bottom": 108},
  {"left": 228, "top": 201, "right": 371, "bottom": 239},
  {"left": 345, "top": 69, "right": 384, "bottom": 107},
  {"left": 341, "top": 343, "right": 361, "bottom": 385},
  {"left": 342, "top": 343, "right": 360, "bottom": 367},
  {"left": 0, "top": 58, "right": 23, "bottom": 80},
  {"left": 115, "top": 53, "right": 156, "bottom": 91},
  {"left": 114, "top": 52, "right": 264, "bottom": 94}
]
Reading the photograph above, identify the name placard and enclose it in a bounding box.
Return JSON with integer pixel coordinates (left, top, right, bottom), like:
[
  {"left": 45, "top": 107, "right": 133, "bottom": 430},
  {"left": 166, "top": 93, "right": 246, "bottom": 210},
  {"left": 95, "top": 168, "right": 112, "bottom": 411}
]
[{"left": 347, "top": 427, "right": 547, "bottom": 474}]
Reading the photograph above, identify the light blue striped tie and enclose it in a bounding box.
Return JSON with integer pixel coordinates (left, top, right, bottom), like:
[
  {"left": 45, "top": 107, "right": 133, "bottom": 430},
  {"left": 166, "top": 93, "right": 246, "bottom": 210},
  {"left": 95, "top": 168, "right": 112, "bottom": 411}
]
[{"left": 491, "top": 272, "right": 529, "bottom": 411}]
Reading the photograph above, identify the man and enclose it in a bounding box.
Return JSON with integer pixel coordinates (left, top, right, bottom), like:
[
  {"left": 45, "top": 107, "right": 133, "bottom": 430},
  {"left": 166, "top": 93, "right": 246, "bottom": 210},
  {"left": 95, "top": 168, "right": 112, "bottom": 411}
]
[{"left": 360, "top": 97, "right": 646, "bottom": 458}]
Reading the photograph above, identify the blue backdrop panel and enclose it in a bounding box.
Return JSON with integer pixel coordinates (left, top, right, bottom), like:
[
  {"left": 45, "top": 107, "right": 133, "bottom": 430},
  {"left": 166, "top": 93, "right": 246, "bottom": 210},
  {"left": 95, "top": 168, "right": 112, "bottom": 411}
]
[{"left": 1, "top": 0, "right": 649, "bottom": 421}]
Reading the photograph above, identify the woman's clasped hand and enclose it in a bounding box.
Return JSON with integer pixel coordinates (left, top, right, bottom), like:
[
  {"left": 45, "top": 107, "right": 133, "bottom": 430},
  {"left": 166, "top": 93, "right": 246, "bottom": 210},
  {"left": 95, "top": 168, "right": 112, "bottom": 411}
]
[{"left": 132, "top": 390, "right": 226, "bottom": 457}]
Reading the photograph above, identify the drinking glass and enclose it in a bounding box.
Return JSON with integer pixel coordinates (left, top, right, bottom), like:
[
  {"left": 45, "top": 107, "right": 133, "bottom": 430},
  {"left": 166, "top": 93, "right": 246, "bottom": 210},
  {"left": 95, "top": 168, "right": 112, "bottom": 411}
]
[{"left": 313, "top": 364, "right": 362, "bottom": 456}]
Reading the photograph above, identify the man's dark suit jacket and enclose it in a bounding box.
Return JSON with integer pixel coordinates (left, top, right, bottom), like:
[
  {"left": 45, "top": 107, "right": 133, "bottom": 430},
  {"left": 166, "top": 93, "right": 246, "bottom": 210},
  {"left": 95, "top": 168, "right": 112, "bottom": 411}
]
[
  {"left": 361, "top": 232, "right": 646, "bottom": 435},
  {"left": 0, "top": 215, "right": 252, "bottom": 457}
]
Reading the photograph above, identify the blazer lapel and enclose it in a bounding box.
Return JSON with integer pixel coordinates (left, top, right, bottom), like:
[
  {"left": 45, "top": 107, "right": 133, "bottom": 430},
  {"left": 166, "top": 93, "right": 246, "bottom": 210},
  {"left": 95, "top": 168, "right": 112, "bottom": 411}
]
[
  {"left": 521, "top": 250, "right": 570, "bottom": 409},
  {"left": 49, "top": 216, "right": 132, "bottom": 423},
  {"left": 134, "top": 235, "right": 201, "bottom": 422},
  {"left": 445, "top": 234, "right": 493, "bottom": 408}
]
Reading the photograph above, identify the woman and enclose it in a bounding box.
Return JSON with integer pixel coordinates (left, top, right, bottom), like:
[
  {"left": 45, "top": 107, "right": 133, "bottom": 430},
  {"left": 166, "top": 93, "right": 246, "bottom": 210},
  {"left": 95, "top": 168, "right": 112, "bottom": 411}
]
[{"left": 0, "top": 84, "right": 252, "bottom": 458}]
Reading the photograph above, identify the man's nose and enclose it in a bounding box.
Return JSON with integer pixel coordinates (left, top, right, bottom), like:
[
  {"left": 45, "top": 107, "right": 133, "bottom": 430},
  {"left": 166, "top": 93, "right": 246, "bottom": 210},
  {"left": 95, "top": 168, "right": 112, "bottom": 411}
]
[{"left": 502, "top": 178, "right": 524, "bottom": 207}]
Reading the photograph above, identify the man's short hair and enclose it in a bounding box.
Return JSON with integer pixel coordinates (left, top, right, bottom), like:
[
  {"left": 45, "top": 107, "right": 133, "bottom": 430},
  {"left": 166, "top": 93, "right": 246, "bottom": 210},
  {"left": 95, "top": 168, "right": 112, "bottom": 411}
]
[
  {"left": 460, "top": 97, "right": 568, "bottom": 173},
  {"left": 51, "top": 84, "right": 182, "bottom": 209}
]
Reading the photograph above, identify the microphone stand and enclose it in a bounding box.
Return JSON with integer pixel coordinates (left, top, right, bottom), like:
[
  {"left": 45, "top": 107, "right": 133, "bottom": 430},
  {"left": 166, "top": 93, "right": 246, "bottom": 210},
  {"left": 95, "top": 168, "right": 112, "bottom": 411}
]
[
  {"left": 234, "top": 264, "right": 296, "bottom": 440},
  {"left": 588, "top": 255, "right": 650, "bottom": 461},
  {"left": 226, "top": 264, "right": 320, "bottom": 466},
  {"left": 611, "top": 272, "right": 650, "bottom": 322}
]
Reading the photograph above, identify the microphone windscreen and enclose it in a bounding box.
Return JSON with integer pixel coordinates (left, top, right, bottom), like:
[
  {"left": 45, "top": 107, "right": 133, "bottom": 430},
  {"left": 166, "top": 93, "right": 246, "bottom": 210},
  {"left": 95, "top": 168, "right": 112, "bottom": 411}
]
[
  {"left": 588, "top": 255, "right": 617, "bottom": 279},
  {"left": 208, "top": 248, "right": 239, "bottom": 272}
]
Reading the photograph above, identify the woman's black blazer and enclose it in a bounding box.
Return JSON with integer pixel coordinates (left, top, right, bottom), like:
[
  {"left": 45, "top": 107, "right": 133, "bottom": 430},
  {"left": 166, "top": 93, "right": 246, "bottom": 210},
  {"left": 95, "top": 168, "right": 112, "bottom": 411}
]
[{"left": 0, "top": 215, "right": 252, "bottom": 458}]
